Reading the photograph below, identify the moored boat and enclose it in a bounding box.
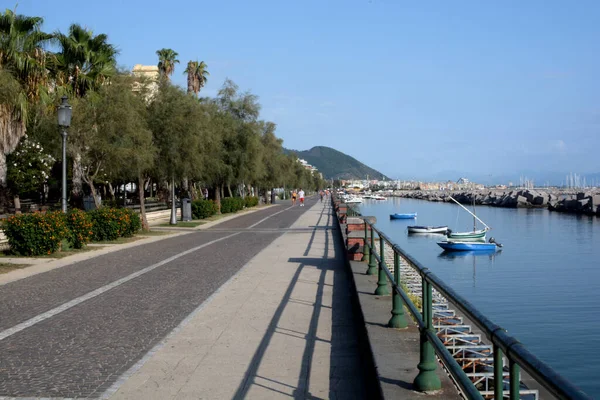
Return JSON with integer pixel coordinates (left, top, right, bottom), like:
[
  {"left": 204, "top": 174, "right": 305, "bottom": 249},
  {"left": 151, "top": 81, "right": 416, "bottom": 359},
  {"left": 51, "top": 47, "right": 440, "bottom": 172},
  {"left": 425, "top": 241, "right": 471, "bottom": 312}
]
[
  {"left": 446, "top": 228, "right": 487, "bottom": 241},
  {"left": 344, "top": 197, "right": 363, "bottom": 204},
  {"left": 437, "top": 238, "right": 502, "bottom": 252},
  {"left": 390, "top": 213, "right": 417, "bottom": 219},
  {"left": 408, "top": 225, "right": 448, "bottom": 234}
]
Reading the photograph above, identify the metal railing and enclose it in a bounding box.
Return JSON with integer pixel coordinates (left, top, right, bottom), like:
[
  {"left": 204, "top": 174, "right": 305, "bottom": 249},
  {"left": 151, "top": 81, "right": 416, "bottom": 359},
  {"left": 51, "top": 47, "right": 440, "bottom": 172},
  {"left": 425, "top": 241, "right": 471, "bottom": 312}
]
[{"left": 342, "top": 202, "right": 592, "bottom": 400}]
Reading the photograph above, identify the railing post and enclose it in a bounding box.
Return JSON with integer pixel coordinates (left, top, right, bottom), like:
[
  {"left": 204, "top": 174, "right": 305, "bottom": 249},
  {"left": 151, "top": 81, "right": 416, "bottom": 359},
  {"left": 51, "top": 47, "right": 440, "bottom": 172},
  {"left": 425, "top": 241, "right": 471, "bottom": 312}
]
[
  {"left": 375, "top": 237, "right": 389, "bottom": 295},
  {"left": 388, "top": 251, "right": 408, "bottom": 328},
  {"left": 361, "top": 219, "right": 370, "bottom": 262},
  {"left": 367, "top": 228, "right": 377, "bottom": 275},
  {"left": 494, "top": 344, "right": 504, "bottom": 400},
  {"left": 413, "top": 275, "right": 441, "bottom": 392},
  {"left": 509, "top": 359, "right": 520, "bottom": 399}
]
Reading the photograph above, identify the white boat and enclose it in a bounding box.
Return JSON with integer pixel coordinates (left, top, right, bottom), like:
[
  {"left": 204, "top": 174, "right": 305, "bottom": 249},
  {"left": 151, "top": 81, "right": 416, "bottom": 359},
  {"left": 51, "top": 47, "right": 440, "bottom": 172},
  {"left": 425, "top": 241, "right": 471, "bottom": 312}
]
[
  {"left": 408, "top": 225, "right": 448, "bottom": 234},
  {"left": 344, "top": 197, "right": 363, "bottom": 204},
  {"left": 371, "top": 194, "right": 387, "bottom": 200}
]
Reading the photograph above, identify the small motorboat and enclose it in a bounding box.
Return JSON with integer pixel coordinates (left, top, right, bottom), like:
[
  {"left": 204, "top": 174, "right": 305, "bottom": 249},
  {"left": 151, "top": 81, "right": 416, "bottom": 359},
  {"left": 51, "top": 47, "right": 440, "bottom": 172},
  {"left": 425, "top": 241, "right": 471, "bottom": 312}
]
[
  {"left": 437, "top": 238, "right": 503, "bottom": 252},
  {"left": 390, "top": 213, "right": 417, "bottom": 220},
  {"left": 408, "top": 225, "right": 448, "bottom": 234},
  {"left": 371, "top": 194, "right": 387, "bottom": 200}
]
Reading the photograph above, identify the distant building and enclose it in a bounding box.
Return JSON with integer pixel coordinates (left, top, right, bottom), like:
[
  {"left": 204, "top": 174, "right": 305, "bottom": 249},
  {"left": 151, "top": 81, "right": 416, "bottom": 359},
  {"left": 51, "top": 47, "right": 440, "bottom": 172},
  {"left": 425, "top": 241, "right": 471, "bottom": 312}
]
[
  {"left": 132, "top": 64, "right": 159, "bottom": 101},
  {"left": 457, "top": 177, "right": 470, "bottom": 185}
]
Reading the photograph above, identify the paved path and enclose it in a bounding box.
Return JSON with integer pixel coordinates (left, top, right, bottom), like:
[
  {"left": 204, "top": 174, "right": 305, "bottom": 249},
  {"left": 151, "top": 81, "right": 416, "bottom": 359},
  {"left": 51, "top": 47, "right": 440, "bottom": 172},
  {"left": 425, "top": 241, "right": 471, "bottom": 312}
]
[{"left": 0, "top": 197, "right": 367, "bottom": 399}]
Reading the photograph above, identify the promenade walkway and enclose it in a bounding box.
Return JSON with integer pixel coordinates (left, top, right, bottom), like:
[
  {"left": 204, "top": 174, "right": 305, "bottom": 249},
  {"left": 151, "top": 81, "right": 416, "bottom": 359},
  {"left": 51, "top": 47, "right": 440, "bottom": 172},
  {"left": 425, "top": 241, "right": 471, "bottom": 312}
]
[{"left": 0, "top": 197, "right": 369, "bottom": 399}]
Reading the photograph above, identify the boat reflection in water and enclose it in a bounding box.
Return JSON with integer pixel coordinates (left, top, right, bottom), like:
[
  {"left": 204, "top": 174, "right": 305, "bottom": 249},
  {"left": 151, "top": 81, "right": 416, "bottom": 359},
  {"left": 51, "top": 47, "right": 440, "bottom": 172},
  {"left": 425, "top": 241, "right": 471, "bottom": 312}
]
[{"left": 438, "top": 249, "right": 501, "bottom": 286}]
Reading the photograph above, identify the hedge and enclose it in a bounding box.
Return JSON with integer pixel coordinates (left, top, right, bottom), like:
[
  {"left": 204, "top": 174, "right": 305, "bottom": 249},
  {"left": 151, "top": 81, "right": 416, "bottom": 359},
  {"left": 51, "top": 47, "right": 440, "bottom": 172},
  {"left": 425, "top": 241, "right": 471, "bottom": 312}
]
[
  {"left": 2, "top": 207, "right": 144, "bottom": 257},
  {"left": 191, "top": 199, "right": 218, "bottom": 219},
  {"left": 88, "top": 207, "right": 141, "bottom": 241},
  {"left": 244, "top": 196, "right": 259, "bottom": 208},
  {"left": 220, "top": 197, "right": 245, "bottom": 214},
  {"left": 3, "top": 211, "right": 69, "bottom": 256},
  {"left": 66, "top": 209, "right": 93, "bottom": 249}
]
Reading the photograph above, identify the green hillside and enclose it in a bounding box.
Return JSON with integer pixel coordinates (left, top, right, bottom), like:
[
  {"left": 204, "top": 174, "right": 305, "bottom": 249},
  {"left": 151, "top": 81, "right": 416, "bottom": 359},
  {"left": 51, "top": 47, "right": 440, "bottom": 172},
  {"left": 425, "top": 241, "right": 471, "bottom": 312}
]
[{"left": 284, "top": 146, "right": 390, "bottom": 180}]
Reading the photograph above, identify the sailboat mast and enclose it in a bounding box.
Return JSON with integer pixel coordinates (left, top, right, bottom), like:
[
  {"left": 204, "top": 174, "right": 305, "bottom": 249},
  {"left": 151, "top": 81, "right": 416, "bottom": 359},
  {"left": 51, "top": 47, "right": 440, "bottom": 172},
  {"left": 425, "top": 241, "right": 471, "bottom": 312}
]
[{"left": 449, "top": 196, "right": 491, "bottom": 231}]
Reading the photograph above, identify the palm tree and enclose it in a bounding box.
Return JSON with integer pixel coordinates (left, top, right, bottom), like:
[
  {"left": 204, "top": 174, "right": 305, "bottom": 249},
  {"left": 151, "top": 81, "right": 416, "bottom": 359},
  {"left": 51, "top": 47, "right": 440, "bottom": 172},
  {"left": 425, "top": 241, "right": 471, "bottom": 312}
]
[
  {"left": 0, "top": 9, "right": 52, "bottom": 189},
  {"left": 156, "top": 48, "right": 179, "bottom": 80},
  {"left": 183, "top": 60, "right": 209, "bottom": 96},
  {"left": 51, "top": 24, "right": 118, "bottom": 97}
]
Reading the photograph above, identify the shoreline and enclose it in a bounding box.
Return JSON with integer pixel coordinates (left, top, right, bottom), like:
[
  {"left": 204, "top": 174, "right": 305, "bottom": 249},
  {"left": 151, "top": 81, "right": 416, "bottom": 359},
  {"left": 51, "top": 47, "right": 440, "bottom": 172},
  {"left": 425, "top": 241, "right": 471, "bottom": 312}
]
[{"left": 384, "top": 189, "right": 600, "bottom": 216}]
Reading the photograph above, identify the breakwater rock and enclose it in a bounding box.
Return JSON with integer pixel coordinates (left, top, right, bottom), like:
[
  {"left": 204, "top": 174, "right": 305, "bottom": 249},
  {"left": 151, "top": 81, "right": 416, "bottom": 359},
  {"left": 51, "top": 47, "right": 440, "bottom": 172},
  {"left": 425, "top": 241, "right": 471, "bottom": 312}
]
[{"left": 391, "top": 189, "right": 600, "bottom": 216}]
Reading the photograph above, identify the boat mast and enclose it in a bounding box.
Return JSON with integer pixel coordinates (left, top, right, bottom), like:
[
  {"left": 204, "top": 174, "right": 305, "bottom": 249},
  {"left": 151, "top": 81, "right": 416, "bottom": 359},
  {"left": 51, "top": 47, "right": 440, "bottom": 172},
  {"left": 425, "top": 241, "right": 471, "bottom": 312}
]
[{"left": 449, "top": 196, "right": 491, "bottom": 231}]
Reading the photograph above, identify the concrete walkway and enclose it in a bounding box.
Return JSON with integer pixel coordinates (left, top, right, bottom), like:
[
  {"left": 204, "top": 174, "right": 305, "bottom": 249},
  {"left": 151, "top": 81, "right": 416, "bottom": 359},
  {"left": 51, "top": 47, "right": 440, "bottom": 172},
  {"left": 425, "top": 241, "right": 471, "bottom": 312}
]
[{"left": 107, "top": 200, "right": 367, "bottom": 400}]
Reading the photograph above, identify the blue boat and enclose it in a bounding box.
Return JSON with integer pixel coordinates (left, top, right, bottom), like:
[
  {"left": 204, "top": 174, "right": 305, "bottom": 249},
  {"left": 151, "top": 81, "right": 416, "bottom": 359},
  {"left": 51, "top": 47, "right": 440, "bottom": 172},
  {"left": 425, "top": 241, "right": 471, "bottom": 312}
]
[
  {"left": 390, "top": 213, "right": 417, "bottom": 220},
  {"left": 437, "top": 239, "right": 502, "bottom": 252}
]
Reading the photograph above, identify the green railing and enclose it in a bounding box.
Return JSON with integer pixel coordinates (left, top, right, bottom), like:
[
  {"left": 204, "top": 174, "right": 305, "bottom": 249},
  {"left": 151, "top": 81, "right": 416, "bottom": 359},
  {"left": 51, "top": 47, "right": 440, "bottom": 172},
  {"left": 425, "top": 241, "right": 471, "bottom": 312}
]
[{"left": 343, "top": 202, "right": 592, "bottom": 400}]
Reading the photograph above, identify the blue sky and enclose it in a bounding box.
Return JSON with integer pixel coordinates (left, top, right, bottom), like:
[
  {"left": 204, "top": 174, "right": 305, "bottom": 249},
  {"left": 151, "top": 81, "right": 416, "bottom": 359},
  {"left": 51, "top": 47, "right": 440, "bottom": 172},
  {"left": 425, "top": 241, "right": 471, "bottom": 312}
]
[{"left": 12, "top": 0, "right": 600, "bottom": 182}]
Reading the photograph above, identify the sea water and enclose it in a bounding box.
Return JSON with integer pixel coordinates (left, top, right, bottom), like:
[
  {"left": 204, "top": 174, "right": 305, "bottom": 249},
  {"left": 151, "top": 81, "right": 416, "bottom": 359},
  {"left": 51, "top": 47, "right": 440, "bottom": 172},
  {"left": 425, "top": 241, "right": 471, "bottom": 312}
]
[{"left": 359, "top": 197, "right": 600, "bottom": 397}]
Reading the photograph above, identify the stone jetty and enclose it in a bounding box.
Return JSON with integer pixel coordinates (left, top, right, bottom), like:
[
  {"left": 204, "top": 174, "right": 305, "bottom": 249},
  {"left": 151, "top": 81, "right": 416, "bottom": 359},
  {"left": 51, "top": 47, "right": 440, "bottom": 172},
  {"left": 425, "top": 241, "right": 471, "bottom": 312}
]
[{"left": 391, "top": 189, "right": 600, "bottom": 216}]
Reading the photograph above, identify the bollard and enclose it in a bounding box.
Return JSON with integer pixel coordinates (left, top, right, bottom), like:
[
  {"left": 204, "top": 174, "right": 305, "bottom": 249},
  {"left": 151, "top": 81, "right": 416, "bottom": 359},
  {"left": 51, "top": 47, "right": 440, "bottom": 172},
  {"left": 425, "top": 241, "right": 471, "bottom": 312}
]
[
  {"left": 388, "top": 251, "right": 408, "bottom": 328},
  {"left": 375, "top": 237, "right": 390, "bottom": 296},
  {"left": 413, "top": 276, "right": 441, "bottom": 391},
  {"left": 367, "top": 228, "right": 377, "bottom": 275}
]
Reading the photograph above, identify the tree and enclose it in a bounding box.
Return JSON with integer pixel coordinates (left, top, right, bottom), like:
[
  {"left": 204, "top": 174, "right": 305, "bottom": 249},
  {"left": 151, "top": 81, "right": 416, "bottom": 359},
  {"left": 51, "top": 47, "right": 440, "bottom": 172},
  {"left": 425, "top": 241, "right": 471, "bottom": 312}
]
[
  {"left": 0, "top": 8, "right": 53, "bottom": 100},
  {"left": 0, "top": 9, "right": 53, "bottom": 194},
  {"left": 50, "top": 24, "right": 118, "bottom": 205},
  {"left": 156, "top": 48, "right": 179, "bottom": 80},
  {"left": 147, "top": 82, "right": 207, "bottom": 221},
  {"left": 69, "top": 75, "right": 154, "bottom": 215},
  {"left": 51, "top": 24, "right": 118, "bottom": 97},
  {"left": 184, "top": 60, "right": 209, "bottom": 96}
]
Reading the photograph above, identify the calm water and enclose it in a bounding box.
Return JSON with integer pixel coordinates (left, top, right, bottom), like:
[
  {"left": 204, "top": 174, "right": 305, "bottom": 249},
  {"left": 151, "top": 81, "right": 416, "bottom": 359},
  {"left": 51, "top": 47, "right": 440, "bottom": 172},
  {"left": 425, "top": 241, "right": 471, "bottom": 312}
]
[{"left": 359, "top": 197, "right": 600, "bottom": 397}]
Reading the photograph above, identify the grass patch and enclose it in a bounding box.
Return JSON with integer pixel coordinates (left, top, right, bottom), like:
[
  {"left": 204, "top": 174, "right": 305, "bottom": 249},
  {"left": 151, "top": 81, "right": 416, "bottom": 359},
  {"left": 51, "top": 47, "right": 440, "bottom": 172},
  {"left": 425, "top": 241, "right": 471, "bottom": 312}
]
[
  {"left": 0, "top": 246, "right": 98, "bottom": 259},
  {"left": 136, "top": 229, "right": 176, "bottom": 236},
  {"left": 157, "top": 221, "right": 206, "bottom": 228},
  {"left": 91, "top": 236, "right": 145, "bottom": 245},
  {"left": 0, "top": 263, "right": 32, "bottom": 274}
]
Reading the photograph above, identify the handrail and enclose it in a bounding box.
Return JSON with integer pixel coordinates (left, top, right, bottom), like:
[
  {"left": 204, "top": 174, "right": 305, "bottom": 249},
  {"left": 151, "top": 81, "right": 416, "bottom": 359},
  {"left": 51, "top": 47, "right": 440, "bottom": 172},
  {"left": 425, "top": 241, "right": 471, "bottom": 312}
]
[{"left": 339, "top": 200, "right": 592, "bottom": 400}]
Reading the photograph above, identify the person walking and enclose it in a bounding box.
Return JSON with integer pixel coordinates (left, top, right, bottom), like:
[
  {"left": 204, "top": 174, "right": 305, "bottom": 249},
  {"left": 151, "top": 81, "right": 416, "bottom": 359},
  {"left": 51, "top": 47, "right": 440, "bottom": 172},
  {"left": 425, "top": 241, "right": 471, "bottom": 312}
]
[
  {"left": 292, "top": 190, "right": 297, "bottom": 206},
  {"left": 320, "top": 190, "right": 324, "bottom": 202},
  {"left": 298, "top": 188, "right": 305, "bottom": 206}
]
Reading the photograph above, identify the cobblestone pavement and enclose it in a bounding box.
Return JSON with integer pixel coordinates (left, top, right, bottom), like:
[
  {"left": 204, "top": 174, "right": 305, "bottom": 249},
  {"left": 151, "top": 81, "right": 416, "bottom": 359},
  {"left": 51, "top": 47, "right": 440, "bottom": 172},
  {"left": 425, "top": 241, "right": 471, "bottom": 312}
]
[{"left": 0, "top": 198, "right": 318, "bottom": 398}]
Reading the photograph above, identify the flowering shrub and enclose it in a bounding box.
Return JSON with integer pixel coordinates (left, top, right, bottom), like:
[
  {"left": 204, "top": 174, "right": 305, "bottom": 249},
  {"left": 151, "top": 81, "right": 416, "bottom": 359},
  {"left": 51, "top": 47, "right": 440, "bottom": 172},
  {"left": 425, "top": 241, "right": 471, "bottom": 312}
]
[
  {"left": 88, "top": 207, "right": 141, "bottom": 241},
  {"left": 6, "top": 136, "right": 55, "bottom": 195},
  {"left": 191, "top": 199, "right": 218, "bottom": 219},
  {"left": 3, "top": 212, "right": 69, "bottom": 256},
  {"left": 66, "top": 209, "right": 93, "bottom": 249}
]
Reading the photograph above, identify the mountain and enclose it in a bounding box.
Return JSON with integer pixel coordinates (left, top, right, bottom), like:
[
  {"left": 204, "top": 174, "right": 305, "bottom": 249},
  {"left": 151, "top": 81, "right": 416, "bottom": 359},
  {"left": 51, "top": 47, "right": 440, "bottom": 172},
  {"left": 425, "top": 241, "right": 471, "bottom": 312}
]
[{"left": 284, "top": 146, "right": 390, "bottom": 180}]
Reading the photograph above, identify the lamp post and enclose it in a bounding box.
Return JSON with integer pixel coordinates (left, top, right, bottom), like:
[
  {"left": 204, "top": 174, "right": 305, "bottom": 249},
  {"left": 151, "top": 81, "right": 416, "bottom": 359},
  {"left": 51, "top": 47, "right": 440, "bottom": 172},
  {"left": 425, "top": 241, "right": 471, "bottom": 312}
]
[{"left": 57, "top": 96, "right": 72, "bottom": 213}]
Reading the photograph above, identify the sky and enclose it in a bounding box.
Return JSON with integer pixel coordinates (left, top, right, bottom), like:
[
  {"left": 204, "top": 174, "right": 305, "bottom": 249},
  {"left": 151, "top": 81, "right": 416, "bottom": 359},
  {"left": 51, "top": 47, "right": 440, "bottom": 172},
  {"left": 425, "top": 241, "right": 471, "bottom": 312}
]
[{"left": 11, "top": 0, "right": 600, "bottom": 183}]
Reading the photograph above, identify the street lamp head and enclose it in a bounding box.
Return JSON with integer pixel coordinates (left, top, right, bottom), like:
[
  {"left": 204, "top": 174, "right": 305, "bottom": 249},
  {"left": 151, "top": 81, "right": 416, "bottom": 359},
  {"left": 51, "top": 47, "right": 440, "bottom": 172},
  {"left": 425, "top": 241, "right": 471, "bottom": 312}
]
[{"left": 57, "top": 95, "right": 72, "bottom": 128}]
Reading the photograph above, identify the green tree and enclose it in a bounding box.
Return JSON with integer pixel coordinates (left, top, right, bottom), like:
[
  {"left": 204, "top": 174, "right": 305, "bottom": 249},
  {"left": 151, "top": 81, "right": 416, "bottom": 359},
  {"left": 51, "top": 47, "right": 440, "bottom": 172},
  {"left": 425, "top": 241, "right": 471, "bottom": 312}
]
[
  {"left": 156, "top": 48, "right": 179, "bottom": 80},
  {"left": 184, "top": 60, "right": 209, "bottom": 96},
  {"left": 51, "top": 24, "right": 118, "bottom": 97},
  {"left": 69, "top": 75, "right": 154, "bottom": 216}
]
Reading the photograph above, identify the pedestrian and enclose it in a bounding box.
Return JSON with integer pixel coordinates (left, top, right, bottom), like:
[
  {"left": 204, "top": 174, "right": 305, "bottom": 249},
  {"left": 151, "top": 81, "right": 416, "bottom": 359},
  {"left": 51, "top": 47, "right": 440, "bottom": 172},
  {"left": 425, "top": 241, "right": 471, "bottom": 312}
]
[
  {"left": 299, "top": 188, "right": 305, "bottom": 207},
  {"left": 292, "top": 190, "right": 297, "bottom": 206},
  {"left": 204, "top": 188, "right": 209, "bottom": 200},
  {"left": 320, "top": 190, "right": 324, "bottom": 202}
]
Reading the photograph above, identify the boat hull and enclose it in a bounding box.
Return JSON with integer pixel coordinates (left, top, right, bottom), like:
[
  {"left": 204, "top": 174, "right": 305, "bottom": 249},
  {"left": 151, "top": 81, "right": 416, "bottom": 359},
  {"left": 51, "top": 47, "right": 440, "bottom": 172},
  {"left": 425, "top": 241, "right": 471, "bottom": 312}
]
[
  {"left": 437, "top": 241, "right": 499, "bottom": 251},
  {"left": 408, "top": 226, "right": 448, "bottom": 234},
  {"left": 390, "top": 213, "right": 417, "bottom": 219}
]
